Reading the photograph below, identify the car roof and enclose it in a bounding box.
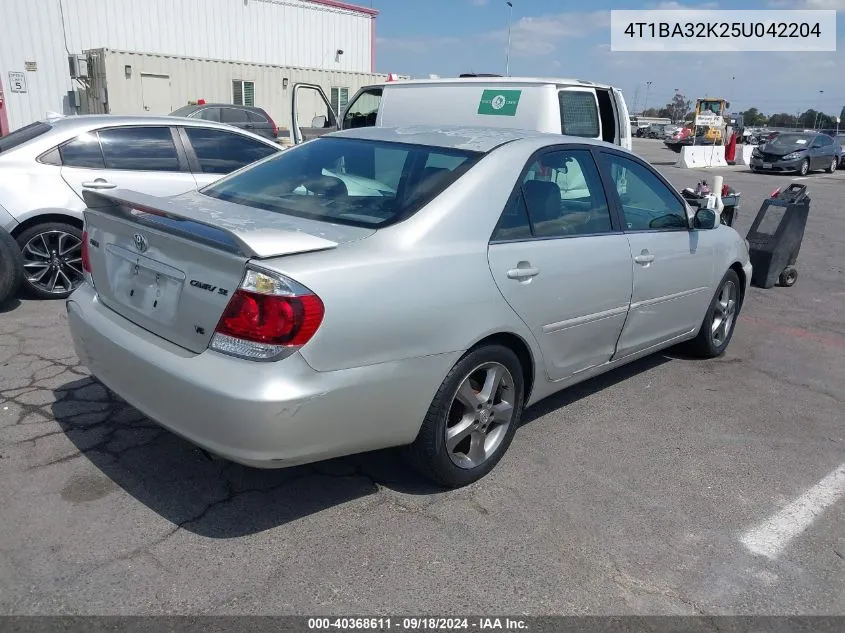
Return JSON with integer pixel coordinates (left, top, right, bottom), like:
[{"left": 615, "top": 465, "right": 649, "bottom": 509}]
[
  {"left": 328, "top": 125, "right": 628, "bottom": 154},
  {"left": 42, "top": 113, "right": 249, "bottom": 129},
  {"left": 378, "top": 76, "right": 615, "bottom": 90}
]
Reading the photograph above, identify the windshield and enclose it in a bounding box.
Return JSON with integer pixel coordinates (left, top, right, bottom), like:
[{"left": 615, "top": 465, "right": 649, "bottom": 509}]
[
  {"left": 201, "top": 137, "right": 483, "bottom": 228},
  {"left": 170, "top": 105, "right": 198, "bottom": 116},
  {"left": 766, "top": 133, "right": 814, "bottom": 150},
  {"left": 0, "top": 122, "right": 53, "bottom": 153}
]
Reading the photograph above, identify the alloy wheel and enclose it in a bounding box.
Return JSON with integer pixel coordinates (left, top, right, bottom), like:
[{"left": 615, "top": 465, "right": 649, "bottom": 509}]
[
  {"left": 445, "top": 362, "right": 516, "bottom": 469},
  {"left": 21, "top": 230, "right": 84, "bottom": 295},
  {"left": 711, "top": 280, "right": 737, "bottom": 347}
]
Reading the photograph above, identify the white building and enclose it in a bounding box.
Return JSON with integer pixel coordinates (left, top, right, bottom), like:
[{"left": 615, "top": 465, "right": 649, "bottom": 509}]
[{"left": 0, "top": 0, "right": 399, "bottom": 134}]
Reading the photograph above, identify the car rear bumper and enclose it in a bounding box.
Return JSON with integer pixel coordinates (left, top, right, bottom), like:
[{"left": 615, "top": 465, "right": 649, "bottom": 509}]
[{"left": 66, "top": 283, "right": 458, "bottom": 468}]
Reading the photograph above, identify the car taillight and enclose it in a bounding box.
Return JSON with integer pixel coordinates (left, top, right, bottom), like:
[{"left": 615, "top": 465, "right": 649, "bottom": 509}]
[
  {"left": 270, "top": 119, "right": 279, "bottom": 138},
  {"left": 81, "top": 230, "right": 91, "bottom": 272},
  {"left": 210, "top": 267, "right": 324, "bottom": 361}
]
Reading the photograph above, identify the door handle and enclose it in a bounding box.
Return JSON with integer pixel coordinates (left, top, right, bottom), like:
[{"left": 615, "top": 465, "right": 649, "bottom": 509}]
[
  {"left": 634, "top": 250, "right": 655, "bottom": 265},
  {"left": 507, "top": 266, "right": 540, "bottom": 280},
  {"left": 82, "top": 180, "right": 116, "bottom": 190}
]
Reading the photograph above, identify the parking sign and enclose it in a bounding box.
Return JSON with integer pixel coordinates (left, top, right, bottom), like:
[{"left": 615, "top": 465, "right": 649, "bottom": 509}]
[{"left": 8, "top": 72, "right": 27, "bottom": 93}]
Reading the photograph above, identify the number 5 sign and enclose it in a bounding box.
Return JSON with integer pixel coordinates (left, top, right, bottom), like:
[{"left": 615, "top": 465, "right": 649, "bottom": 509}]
[{"left": 8, "top": 72, "right": 27, "bottom": 93}]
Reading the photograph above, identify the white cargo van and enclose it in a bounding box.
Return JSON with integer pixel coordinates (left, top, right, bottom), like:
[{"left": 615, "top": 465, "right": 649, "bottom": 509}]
[{"left": 291, "top": 76, "right": 632, "bottom": 150}]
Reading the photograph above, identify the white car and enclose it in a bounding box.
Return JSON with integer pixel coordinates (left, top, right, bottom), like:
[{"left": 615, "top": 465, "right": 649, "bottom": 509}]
[{"left": 0, "top": 115, "right": 281, "bottom": 298}]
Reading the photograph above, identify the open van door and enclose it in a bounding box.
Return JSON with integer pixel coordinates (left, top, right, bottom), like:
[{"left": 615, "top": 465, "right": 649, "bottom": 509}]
[{"left": 291, "top": 83, "right": 338, "bottom": 145}]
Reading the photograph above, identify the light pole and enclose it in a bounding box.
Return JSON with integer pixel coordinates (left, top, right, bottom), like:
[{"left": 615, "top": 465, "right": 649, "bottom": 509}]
[
  {"left": 643, "top": 81, "right": 653, "bottom": 113},
  {"left": 505, "top": 1, "right": 513, "bottom": 77}
]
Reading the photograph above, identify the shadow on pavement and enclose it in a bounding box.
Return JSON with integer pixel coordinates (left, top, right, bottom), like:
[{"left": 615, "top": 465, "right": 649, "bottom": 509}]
[{"left": 52, "top": 351, "right": 678, "bottom": 538}]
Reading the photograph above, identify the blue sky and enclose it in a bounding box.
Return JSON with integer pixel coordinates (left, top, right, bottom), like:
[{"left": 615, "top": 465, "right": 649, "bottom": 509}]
[{"left": 370, "top": 0, "right": 845, "bottom": 118}]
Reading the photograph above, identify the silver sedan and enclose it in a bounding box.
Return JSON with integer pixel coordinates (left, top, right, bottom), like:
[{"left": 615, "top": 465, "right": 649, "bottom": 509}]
[{"left": 66, "top": 125, "right": 752, "bottom": 487}]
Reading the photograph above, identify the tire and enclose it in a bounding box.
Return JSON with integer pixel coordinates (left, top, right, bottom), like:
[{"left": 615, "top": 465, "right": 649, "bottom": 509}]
[
  {"left": 779, "top": 266, "right": 798, "bottom": 287},
  {"left": 0, "top": 229, "right": 24, "bottom": 306},
  {"left": 798, "top": 159, "right": 810, "bottom": 176},
  {"left": 15, "top": 222, "right": 85, "bottom": 300},
  {"left": 686, "top": 269, "right": 742, "bottom": 359},
  {"left": 403, "top": 344, "right": 525, "bottom": 488},
  {"left": 826, "top": 157, "right": 838, "bottom": 174}
]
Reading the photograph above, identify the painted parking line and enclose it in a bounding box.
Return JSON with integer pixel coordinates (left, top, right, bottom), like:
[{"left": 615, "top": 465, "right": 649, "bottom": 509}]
[{"left": 740, "top": 463, "right": 845, "bottom": 560}]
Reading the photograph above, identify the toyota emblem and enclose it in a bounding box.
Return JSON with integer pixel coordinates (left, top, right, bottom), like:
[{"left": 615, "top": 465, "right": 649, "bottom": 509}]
[{"left": 133, "top": 233, "right": 148, "bottom": 253}]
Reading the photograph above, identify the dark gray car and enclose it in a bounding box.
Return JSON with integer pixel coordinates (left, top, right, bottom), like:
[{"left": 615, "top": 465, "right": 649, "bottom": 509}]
[
  {"left": 750, "top": 132, "right": 840, "bottom": 175},
  {"left": 170, "top": 104, "right": 279, "bottom": 140}
]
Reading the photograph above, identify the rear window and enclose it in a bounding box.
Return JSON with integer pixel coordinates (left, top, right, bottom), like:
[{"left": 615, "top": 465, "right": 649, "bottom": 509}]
[
  {"left": 559, "top": 91, "right": 600, "bottom": 138},
  {"left": 201, "top": 137, "right": 482, "bottom": 228},
  {"left": 0, "top": 122, "right": 53, "bottom": 153},
  {"left": 170, "top": 105, "right": 198, "bottom": 117}
]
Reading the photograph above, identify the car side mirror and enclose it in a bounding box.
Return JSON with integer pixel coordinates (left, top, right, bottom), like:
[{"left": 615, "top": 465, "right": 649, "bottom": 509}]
[
  {"left": 694, "top": 208, "right": 717, "bottom": 230},
  {"left": 311, "top": 115, "right": 327, "bottom": 128}
]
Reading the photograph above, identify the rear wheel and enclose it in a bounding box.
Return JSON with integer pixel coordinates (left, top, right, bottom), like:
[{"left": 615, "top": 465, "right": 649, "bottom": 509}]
[
  {"left": 826, "top": 157, "right": 838, "bottom": 174},
  {"left": 0, "top": 229, "right": 23, "bottom": 306},
  {"left": 779, "top": 266, "right": 798, "bottom": 287},
  {"left": 686, "top": 270, "right": 741, "bottom": 359},
  {"left": 404, "top": 345, "right": 524, "bottom": 488},
  {"left": 15, "top": 222, "right": 85, "bottom": 300}
]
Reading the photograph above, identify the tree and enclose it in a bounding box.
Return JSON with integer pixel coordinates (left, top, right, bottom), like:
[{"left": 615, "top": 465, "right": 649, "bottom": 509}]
[
  {"left": 741, "top": 107, "right": 767, "bottom": 126},
  {"left": 767, "top": 113, "right": 798, "bottom": 128},
  {"left": 666, "top": 92, "right": 691, "bottom": 123}
]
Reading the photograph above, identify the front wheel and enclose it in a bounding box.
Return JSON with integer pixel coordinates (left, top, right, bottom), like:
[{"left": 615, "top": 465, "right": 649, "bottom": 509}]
[
  {"left": 15, "top": 222, "right": 85, "bottom": 300},
  {"left": 798, "top": 159, "right": 810, "bottom": 176},
  {"left": 826, "top": 157, "right": 838, "bottom": 174},
  {"left": 404, "top": 345, "right": 525, "bottom": 488},
  {"left": 686, "top": 270, "right": 741, "bottom": 359},
  {"left": 779, "top": 266, "right": 798, "bottom": 287}
]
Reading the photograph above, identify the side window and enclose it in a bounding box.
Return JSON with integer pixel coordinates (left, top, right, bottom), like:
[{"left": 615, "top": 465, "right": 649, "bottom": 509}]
[
  {"left": 246, "top": 110, "right": 269, "bottom": 124},
  {"left": 521, "top": 150, "right": 611, "bottom": 238},
  {"left": 184, "top": 127, "right": 278, "bottom": 174},
  {"left": 221, "top": 108, "right": 250, "bottom": 124},
  {"left": 601, "top": 153, "right": 688, "bottom": 231},
  {"left": 492, "top": 193, "right": 532, "bottom": 241},
  {"left": 558, "top": 91, "right": 600, "bottom": 137},
  {"left": 59, "top": 131, "right": 105, "bottom": 168},
  {"left": 818, "top": 135, "right": 833, "bottom": 147},
  {"left": 98, "top": 127, "right": 180, "bottom": 172},
  {"left": 195, "top": 108, "right": 221, "bottom": 122},
  {"left": 342, "top": 88, "right": 382, "bottom": 129}
]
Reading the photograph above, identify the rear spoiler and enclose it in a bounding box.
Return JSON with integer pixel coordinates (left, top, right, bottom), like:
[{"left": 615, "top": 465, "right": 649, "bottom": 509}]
[{"left": 82, "top": 189, "right": 338, "bottom": 259}]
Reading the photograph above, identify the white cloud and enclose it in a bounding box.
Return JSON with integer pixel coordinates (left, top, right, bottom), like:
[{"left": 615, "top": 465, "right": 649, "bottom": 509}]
[
  {"left": 650, "top": 1, "right": 719, "bottom": 8},
  {"left": 767, "top": 0, "right": 845, "bottom": 8},
  {"left": 469, "top": 0, "right": 489, "bottom": 5}
]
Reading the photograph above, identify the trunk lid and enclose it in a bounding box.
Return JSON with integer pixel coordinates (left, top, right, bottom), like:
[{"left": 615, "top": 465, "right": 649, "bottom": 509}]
[{"left": 82, "top": 189, "right": 369, "bottom": 353}]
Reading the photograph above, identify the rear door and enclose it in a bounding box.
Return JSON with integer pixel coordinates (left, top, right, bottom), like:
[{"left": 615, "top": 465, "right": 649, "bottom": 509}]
[
  {"left": 59, "top": 126, "right": 198, "bottom": 199},
  {"left": 179, "top": 126, "right": 281, "bottom": 187},
  {"left": 558, "top": 87, "right": 602, "bottom": 142},
  {"left": 487, "top": 146, "right": 633, "bottom": 381}
]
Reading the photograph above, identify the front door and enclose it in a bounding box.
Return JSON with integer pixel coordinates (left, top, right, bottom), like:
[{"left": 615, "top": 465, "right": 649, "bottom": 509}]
[
  {"left": 291, "top": 83, "right": 338, "bottom": 145},
  {"left": 487, "top": 148, "right": 633, "bottom": 381},
  {"left": 58, "top": 126, "right": 197, "bottom": 199},
  {"left": 597, "top": 150, "right": 716, "bottom": 358}
]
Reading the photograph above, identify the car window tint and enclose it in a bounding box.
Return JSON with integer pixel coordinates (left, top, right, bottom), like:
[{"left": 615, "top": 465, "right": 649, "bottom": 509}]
[
  {"left": 246, "top": 110, "right": 268, "bottom": 124},
  {"left": 221, "top": 108, "right": 249, "bottom": 124},
  {"left": 520, "top": 149, "right": 612, "bottom": 238},
  {"left": 59, "top": 131, "right": 105, "bottom": 168},
  {"left": 492, "top": 192, "right": 532, "bottom": 241},
  {"left": 201, "top": 137, "right": 481, "bottom": 228},
  {"left": 343, "top": 89, "right": 382, "bottom": 129},
  {"left": 558, "top": 91, "right": 600, "bottom": 137},
  {"left": 602, "top": 153, "right": 688, "bottom": 231},
  {"left": 98, "top": 127, "right": 180, "bottom": 171},
  {"left": 818, "top": 135, "right": 833, "bottom": 147},
  {"left": 184, "top": 127, "right": 278, "bottom": 174},
  {"left": 0, "top": 122, "right": 53, "bottom": 153}
]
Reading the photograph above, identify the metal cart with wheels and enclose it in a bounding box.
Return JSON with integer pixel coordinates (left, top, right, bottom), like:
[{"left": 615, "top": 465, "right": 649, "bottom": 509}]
[{"left": 745, "top": 184, "right": 811, "bottom": 289}]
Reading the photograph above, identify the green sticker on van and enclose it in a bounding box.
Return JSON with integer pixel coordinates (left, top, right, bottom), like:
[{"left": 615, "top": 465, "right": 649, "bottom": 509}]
[{"left": 478, "top": 89, "right": 521, "bottom": 116}]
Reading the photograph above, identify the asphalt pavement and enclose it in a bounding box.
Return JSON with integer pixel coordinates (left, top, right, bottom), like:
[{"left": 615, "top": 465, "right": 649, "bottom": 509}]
[{"left": 1, "top": 138, "right": 843, "bottom": 615}]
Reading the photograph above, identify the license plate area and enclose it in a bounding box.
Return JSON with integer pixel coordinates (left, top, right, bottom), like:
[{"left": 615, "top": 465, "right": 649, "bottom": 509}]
[
  {"left": 763, "top": 162, "right": 772, "bottom": 169},
  {"left": 105, "top": 244, "right": 185, "bottom": 324}
]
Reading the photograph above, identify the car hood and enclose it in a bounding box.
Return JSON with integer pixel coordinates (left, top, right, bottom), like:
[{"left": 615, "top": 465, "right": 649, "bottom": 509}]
[{"left": 760, "top": 145, "right": 808, "bottom": 157}]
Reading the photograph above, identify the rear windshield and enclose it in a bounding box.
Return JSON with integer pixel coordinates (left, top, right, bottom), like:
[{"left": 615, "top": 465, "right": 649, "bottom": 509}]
[
  {"left": 201, "top": 137, "right": 483, "bottom": 227},
  {"left": 0, "top": 122, "right": 52, "bottom": 153}
]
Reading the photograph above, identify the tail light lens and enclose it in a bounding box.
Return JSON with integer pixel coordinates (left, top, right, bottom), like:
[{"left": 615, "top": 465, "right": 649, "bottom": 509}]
[
  {"left": 210, "top": 267, "right": 324, "bottom": 361},
  {"left": 81, "top": 230, "right": 91, "bottom": 272},
  {"left": 270, "top": 118, "right": 279, "bottom": 138}
]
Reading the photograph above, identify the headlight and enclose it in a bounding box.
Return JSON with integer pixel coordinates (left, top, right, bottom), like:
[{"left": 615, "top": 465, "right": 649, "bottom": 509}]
[
  {"left": 752, "top": 148, "right": 762, "bottom": 158},
  {"left": 782, "top": 151, "right": 803, "bottom": 160}
]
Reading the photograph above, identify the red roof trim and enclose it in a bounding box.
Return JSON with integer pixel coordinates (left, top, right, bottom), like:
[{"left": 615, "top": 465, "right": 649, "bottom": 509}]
[{"left": 305, "top": 0, "right": 379, "bottom": 17}]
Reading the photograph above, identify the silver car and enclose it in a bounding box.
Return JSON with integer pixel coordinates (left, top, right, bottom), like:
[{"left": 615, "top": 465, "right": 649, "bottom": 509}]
[
  {"left": 67, "top": 126, "right": 752, "bottom": 487},
  {"left": 0, "top": 115, "right": 281, "bottom": 299}
]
